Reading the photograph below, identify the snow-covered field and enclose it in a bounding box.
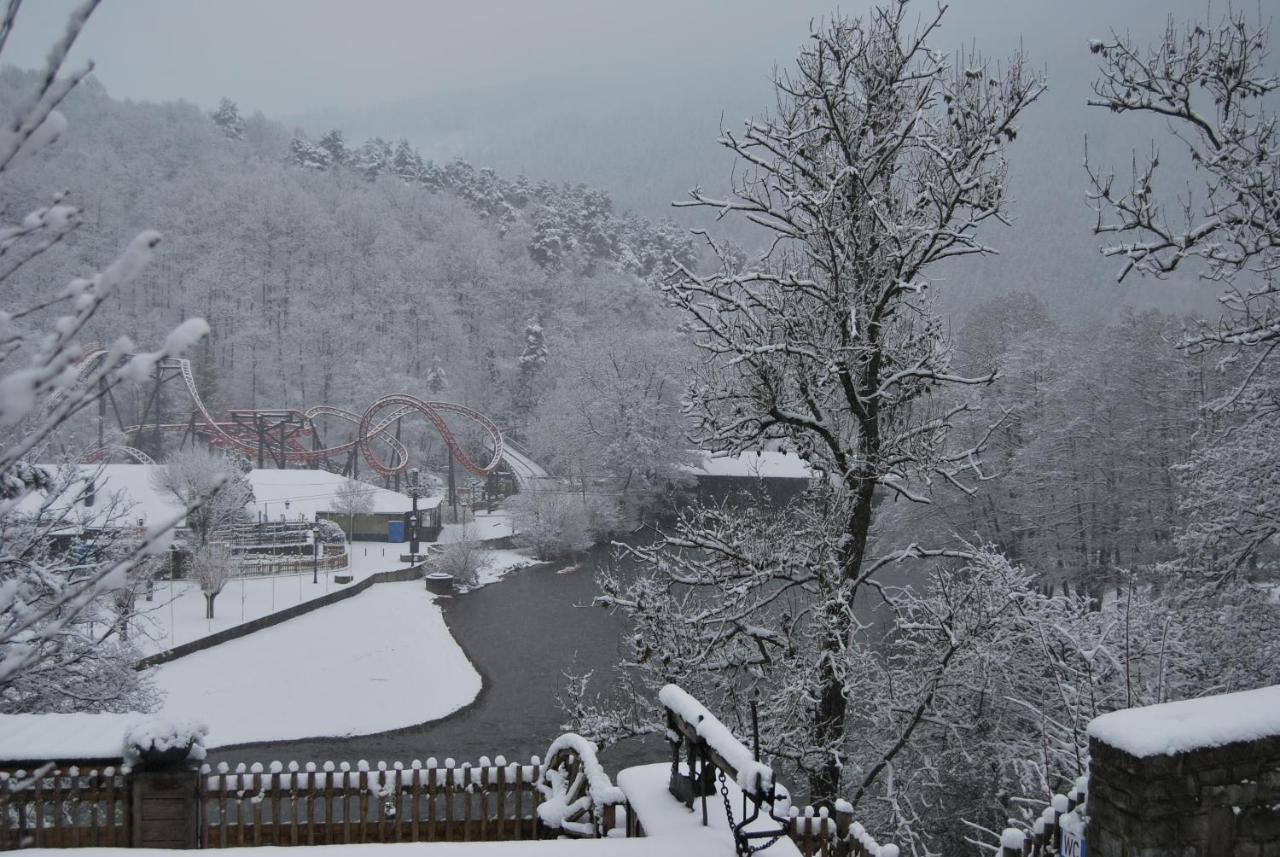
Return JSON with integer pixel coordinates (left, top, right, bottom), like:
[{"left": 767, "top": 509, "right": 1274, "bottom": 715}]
[
  {"left": 133, "top": 546, "right": 409, "bottom": 656},
  {"left": 148, "top": 582, "right": 481, "bottom": 748}
]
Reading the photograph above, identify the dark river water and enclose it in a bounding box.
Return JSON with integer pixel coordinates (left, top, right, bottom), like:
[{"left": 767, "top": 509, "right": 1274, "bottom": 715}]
[{"left": 206, "top": 546, "right": 658, "bottom": 771}]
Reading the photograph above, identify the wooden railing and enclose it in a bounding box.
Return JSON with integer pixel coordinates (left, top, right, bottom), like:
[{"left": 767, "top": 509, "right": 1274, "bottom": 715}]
[
  {"left": 534, "top": 734, "right": 631, "bottom": 839},
  {"left": 198, "top": 752, "right": 635, "bottom": 847},
  {"left": 660, "top": 684, "right": 897, "bottom": 857},
  {"left": 0, "top": 766, "right": 130, "bottom": 849},
  {"left": 998, "top": 778, "right": 1088, "bottom": 857}
]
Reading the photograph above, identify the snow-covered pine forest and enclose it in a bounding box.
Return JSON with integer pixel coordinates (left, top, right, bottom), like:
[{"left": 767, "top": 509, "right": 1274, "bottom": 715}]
[{"left": 1, "top": 2, "right": 1278, "bottom": 856}]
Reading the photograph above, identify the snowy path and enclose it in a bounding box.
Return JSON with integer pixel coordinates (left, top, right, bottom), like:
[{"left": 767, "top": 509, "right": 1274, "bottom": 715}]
[{"left": 148, "top": 582, "right": 481, "bottom": 748}]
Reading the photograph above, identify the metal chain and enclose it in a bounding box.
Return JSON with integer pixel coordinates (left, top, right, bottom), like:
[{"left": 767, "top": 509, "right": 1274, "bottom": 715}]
[{"left": 717, "top": 769, "right": 787, "bottom": 855}]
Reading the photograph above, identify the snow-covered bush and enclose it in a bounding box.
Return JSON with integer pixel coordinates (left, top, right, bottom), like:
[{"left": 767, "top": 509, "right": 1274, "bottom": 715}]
[
  {"left": 125, "top": 718, "right": 209, "bottom": 764},
  {"left": 316, "top": 518, "right": 347, "bottom": 544},
  {"left": 434, "top": 539, "right": 482, "bottom": 587}
]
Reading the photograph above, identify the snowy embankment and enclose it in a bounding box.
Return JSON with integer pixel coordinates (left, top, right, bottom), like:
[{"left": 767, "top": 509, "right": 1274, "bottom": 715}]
[{"left": 147, "top": 582, "right": 481, "bottom": 748}]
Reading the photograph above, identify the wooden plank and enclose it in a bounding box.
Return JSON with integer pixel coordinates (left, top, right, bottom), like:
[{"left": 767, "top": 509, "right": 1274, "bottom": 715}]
[
  {"left": 102, "top": 769, "right": 115, "bottom": 848},
  {"left": 513, "top": 764, "right": 523, "bottom": 841},
  {"left": 357, "top": 768, "right": 368, "bottom": 843},
  {"left": 1, "top": 771, "right": 11, "bottom": 850},
  {"left": 410, "top": 766, "right": 421, "bottom": 842},
  {"left": 495, "top": 762, "right": 506, "bottom": 840},
  {"left": 251, "top": 768, "right": 263, "bottom": 847},
  {"left": 237, "top": 767, "right": 248, "bottom": 847},
  {"left": 33, "top": 768, "right": 44, "bottom": 846},
  {"left": 391, "top": 766, "right": 402, "bottom": 843},
  {"left": 426, "top": 765, "right": 437, "bottom": 842},
  {"left": 341, "top": 767, "right": 351, "bottom": 844},
  {"left": 479, "top": 764, "right": 488, "bottom": 841},
  {"left": 68, "top": 767, "right": 83, "bottom": 849},
  {"left": 376, "top": 765, "right": 387, "bottom": 843},
  {"left": 16, "top": 773, "right": 30, "bottom": 849},
  {"left": 218, "top": 771, "right": 229, "bottom": 848},
  {"left": 322, "top": 767, "right": 333, "bottom": 845},
  {"left": 270, "top": 770, "right": 283, "bottom": 847},
  {"left": 86, "top": 770, "right": 99, "bottom": 848},
  {"left": 306, "top": 768, "right": 316, "bottom": 845},
  {"left": 288, "top": 769, "right": 299, "bottom": 846},
  {"left": 443, "top": 761, "right": 453, "bottom": 841},
  {"left": 462, "top": 765, "right": 472, "bottom": 842},
  {"left": 51, "top": 770, "right": 64, "bottom": 843}
]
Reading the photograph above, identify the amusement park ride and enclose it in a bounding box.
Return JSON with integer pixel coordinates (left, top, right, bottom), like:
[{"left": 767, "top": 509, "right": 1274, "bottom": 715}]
[{"left": 69, "top": 348, "right": 543, "bottom": 491}]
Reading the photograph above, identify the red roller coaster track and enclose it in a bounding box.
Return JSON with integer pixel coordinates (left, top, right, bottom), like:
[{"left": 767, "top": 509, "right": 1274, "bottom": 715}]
[{"left": 71, "top": 349, "right": 504, "bottom": 479}]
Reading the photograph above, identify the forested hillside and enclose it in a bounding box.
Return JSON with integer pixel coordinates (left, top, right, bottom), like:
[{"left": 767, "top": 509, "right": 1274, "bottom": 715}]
[{"left": 0, "top": 69, "right": 695, "bottom": 460}]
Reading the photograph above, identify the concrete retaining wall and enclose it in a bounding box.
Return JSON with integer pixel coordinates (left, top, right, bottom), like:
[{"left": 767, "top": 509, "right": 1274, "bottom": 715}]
[{"left": 137, "top": 565, "right": 425, "bottom": 669}]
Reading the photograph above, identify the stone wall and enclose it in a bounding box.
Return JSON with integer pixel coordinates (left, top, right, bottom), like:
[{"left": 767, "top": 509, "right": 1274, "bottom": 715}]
[{"left": 1087, "top": 733, "right": 1280, "bottom": 857}]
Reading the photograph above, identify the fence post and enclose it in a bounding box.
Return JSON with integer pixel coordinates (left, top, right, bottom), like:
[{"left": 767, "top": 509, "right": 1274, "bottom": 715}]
[{"left": 130, "top": 756, "right": 200, "bottom": 849}]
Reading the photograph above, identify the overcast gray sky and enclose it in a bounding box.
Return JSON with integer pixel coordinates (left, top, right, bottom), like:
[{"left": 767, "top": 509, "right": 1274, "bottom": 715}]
[{"left": 7, "top": 1, "right": 1217, "bottom": 119}]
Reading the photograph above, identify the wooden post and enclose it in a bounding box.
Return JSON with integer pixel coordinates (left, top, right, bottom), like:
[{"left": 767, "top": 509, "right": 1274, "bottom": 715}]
[{"left": 131, "top": 758, "right": 199, "bottom": 849}]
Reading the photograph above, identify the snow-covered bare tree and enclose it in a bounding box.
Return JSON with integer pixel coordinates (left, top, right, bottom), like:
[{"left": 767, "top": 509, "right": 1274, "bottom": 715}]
[
  {"left": 604, "top": 2, "right": 1043, "bottom": 803},
  {"left": 527, "top": 326, "right": 694, "bottom": 523},
  {"left": 152, "top": 447, "right": 252, "bottom": 618},
  {"left": 1174, "top": 371, "right": 1280, "bottom": 579},
  {"left": 1087, "top": 10, "right": 1279, "bottom": 397},
  {"left": 0, "top": 0, "right": 209, "bottom": 708},
  {"left": 332, "top": 477, "right": 375, "bottom": 539}
]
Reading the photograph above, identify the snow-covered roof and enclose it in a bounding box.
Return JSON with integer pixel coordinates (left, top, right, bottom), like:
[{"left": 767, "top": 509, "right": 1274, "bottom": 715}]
[
  {"left": 17, "top": 464, "right": 436, "bottom": 530},
  {"left": 13, "top": 464, "right": 180, "bottom": 530},
  {"left": 685, "top": 450, "right": 812, "bottom": 480},
  {"left": 248, "top": 468, "right": 440, "bottom": 521},
  {"left": 0, "top": 712, "right": 137, "bottom": 763},
  {"left": 1087, "top": 684, "right": 1280, "bottom": 757}
]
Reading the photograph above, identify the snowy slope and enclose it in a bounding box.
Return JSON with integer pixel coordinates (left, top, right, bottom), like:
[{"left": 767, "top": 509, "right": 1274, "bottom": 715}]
[{"left": 148, "top": 582, "right": 480, "bottom": 747}]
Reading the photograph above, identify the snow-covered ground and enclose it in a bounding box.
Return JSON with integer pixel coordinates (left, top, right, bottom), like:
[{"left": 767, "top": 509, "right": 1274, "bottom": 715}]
[
  {"left": 438, "top": 509, "right": 514, "bottom": 544},
  {"left": 133, "top": 546, "right": 409, "bottom": 656},
  {"left": 148, "top": 582, "right": 481, "bottom": 748},
  {"left": 459, "top": 549, "right": 540, "bottom": 592}
]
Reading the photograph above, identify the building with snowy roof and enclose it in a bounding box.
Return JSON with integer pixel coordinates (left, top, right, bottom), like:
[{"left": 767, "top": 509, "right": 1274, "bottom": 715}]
[{"left": 17, "top": 464, "right": 442, "bottom": 543}]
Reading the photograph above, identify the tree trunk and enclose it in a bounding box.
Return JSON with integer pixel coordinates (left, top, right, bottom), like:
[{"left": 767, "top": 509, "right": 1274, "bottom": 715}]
[
  {"left": 205, "top": 592, "right": 216, "bottom": 619},
  {"left": 810, "top": 476, "right": 876, "bottom": 801}
]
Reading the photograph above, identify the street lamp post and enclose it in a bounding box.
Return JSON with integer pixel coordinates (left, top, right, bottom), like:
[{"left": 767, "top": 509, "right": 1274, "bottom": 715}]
[
  {"left": 408, "top": 467, "right": 421, "bottom": 566},
  {"left": 311, "top": 525, "right": 320, "bottom": 584}
]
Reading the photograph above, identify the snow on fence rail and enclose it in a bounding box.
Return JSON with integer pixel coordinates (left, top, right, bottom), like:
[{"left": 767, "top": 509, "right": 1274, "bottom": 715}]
[
  {"left": 992, "top": 776, "right": 1087, "bottom": 857},
  {"left": 659, "top": 683, "right": 898, "bottom": 857},
  {"left": 0, "top": 766, "right": 130, "bottom": 849},
  {"left": 198, "top": 749, "right": 636, "bottom": 848},
  {"left": 535, "top": 734, "right": 628, "bottom": 839},
  {"left": 200, "top": 756, "right": 545, "bottom": 846}
]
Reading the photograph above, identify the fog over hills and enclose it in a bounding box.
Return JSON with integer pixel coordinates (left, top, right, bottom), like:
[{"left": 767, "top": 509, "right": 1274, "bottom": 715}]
[{"left": 283, "top": 2, "right": 1219, "bottom": 323}]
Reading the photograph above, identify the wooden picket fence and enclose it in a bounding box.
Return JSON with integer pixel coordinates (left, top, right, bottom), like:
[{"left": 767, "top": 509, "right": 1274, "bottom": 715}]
[
  {"left": 4, "top": 757, "right": 871, "bottom": 855},
  {"left": 0, "top": 766, "right": 130, "bottom": 849},
  {"left": 198, "top": 754, "right": 636, "bottom": 848}
]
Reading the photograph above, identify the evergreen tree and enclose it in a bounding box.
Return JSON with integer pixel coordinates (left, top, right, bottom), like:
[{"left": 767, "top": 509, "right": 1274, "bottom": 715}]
[
  {"left": 210, "top": 97, "right": 244, "bottom": 140},
  {"left": 515, "top": 315, "right": 547, "bottom": 418},
  {"left": 317, "top": 129, "right": 348, "bottom": 167}
]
